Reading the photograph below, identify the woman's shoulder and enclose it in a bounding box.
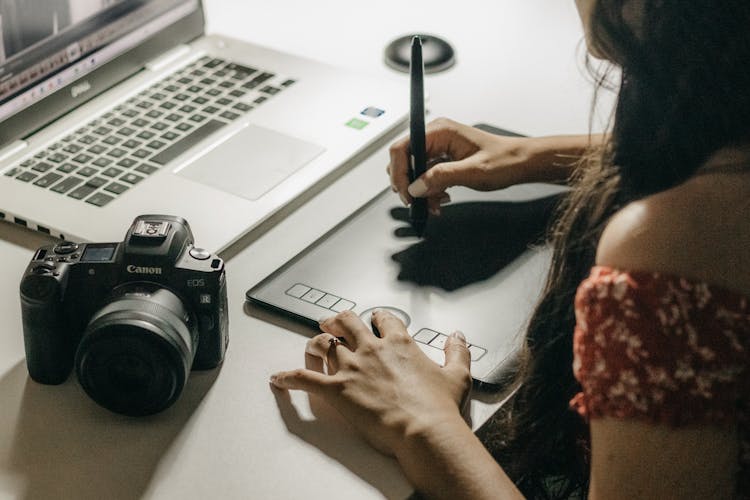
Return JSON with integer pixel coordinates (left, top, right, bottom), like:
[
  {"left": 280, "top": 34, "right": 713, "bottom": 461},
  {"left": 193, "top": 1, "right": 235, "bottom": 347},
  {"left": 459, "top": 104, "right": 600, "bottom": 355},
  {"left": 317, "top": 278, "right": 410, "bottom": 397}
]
[{"left": 596, "top": 171, "right": 750, "bottom": 296}]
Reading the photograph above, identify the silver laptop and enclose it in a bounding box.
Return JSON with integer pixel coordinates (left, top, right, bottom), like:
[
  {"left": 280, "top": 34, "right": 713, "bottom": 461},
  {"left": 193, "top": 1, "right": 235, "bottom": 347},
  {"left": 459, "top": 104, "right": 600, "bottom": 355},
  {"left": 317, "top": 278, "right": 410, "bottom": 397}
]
[
  {"left": 247, "top": 179, "right": 567, "bottom": 385},
  {"left": 0, "top": 0, "right": 407, "bottom": 252}
]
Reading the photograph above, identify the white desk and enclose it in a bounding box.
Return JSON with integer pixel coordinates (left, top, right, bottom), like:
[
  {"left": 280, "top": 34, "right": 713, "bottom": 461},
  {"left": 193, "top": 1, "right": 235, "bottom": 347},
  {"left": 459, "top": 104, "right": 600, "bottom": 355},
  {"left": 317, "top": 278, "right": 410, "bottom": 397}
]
[{"left": 0, "top": 2, "right": 610, "bottom": 498}]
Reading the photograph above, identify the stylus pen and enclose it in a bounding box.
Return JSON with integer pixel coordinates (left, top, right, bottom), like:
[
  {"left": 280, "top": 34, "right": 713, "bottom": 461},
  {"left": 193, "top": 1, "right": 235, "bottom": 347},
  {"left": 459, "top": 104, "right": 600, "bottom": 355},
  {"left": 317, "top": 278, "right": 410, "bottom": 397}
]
[{"left": 409, "top": 36, "right": 428, "bottom": 237}]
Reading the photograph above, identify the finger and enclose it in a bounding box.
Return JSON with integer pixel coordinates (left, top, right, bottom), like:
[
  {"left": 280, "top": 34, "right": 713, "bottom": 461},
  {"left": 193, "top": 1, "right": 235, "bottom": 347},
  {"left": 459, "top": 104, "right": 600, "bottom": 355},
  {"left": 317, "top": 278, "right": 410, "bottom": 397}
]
[
  {"left": 443, "top": 331, "right": 471, "bottom": 373},
  {"left": 270, "top": 368, "right": 333, "bottom": 394},
  {"left": 407, "top": 157, "right": 477, "bottom": 198},
  {"left": 305, "top": 333, "right": 344, "bottom": 374},
  {"left": 320, "top": 310, "right": 373, "bottom": 349},
  {"left": 388, "top": 135, "right": 412, "bottom": 206},
  {"left": 371, "top": 309, "right": 410, "bottom": 340}
]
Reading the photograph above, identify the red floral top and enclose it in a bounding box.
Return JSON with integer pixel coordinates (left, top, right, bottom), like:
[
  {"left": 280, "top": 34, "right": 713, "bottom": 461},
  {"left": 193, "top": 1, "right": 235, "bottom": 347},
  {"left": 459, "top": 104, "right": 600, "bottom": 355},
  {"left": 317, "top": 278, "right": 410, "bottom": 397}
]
[{"left": 571, "top": 266, "right": 749, "bottom": 495}]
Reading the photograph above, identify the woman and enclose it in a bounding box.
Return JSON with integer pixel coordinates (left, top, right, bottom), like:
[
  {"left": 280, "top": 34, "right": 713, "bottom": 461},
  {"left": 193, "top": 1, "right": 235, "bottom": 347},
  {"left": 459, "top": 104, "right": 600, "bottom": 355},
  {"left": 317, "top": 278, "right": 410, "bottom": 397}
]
[{"left": 271, "top": 1, "right": 750, "bottom": 498}]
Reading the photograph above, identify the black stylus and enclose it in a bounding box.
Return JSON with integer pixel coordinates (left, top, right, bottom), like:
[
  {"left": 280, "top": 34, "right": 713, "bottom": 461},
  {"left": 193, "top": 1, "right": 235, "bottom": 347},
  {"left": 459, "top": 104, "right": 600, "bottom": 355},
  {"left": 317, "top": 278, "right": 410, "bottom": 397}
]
[{"left": 409, "top": 36, "right": 428, "bottom": 237}]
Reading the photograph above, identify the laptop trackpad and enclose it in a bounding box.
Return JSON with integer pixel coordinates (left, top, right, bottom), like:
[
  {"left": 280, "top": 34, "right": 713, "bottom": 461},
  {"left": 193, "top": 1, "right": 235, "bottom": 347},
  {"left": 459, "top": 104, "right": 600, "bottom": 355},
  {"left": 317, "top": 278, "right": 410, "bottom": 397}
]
[{"left": 177, "top": 124, "right": 326, "bottom": 201}]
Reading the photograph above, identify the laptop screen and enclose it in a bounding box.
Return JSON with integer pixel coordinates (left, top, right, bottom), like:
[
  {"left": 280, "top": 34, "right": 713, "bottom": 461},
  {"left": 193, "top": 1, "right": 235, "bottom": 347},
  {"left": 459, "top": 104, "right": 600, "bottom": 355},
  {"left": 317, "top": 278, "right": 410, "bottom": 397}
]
[{"left": 0, "top": 0, "right": 200, "bottom": 123}]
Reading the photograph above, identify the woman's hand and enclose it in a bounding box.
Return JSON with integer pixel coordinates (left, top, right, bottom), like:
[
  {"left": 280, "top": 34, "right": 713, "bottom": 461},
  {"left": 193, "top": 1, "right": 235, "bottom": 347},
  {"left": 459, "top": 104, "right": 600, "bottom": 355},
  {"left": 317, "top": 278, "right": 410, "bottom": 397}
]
[
  {"left": 387, "top": 118, "right": 535, "bottom": 213},
  {"left": 388, "top": 117, "right": 598, "bottom": 214},
  {"left": 270, "top": 310, "right": 472, "bottom": 457}
]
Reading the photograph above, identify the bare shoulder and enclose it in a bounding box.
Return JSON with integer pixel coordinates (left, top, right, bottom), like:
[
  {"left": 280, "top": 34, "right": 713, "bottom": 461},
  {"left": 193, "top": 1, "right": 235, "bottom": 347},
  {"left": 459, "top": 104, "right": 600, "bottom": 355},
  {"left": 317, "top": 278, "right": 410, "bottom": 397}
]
[{"left": 596, "top": 172, "right": 750, "bottom": 295}]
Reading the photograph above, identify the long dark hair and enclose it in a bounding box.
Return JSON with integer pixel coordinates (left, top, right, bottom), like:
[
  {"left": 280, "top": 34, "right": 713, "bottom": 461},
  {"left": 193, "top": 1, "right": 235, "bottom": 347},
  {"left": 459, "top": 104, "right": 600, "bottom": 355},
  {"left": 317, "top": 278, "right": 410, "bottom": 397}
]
[{"left": 480, "top": 2, "right": 750, "bottom": 498}]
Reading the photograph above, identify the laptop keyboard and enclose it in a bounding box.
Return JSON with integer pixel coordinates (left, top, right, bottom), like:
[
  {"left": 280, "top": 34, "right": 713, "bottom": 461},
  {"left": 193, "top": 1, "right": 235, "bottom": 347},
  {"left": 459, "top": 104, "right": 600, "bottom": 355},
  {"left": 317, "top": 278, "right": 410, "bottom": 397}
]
[{"left": 4, "top": 56, "right": 296, "bottom": 207}]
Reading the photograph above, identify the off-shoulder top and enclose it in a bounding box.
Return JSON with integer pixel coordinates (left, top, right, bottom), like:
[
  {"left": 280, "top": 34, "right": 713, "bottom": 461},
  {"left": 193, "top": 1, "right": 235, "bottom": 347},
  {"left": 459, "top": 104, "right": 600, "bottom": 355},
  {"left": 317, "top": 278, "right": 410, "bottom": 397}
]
[{"left": 571, "top": 266, "right": 749, "bottom": 496}]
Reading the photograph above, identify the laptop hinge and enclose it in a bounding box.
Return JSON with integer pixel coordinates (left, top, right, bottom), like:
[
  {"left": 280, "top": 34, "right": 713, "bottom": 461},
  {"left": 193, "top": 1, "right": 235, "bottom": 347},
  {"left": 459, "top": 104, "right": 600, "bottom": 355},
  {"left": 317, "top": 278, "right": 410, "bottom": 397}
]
[
  {"left": 0, "top": 140, "right": 28, "bottom": 163},
  {"left": 145, "top": 44, "right": 192, "bottom": 72}
]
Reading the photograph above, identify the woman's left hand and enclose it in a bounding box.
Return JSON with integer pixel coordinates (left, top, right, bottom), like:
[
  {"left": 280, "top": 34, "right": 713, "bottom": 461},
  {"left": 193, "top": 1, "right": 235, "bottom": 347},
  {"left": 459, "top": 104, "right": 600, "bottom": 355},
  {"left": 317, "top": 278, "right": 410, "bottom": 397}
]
[{"left": 270, "top": 309, "right": 473, "bottom": 457}]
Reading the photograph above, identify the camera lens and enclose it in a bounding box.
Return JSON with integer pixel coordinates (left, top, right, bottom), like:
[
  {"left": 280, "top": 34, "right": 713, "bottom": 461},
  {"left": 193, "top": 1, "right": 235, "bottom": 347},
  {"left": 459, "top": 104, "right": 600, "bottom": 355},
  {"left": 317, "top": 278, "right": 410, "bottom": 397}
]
[{"left": 75, "top": 286, "right": 198, "bottom": 416}]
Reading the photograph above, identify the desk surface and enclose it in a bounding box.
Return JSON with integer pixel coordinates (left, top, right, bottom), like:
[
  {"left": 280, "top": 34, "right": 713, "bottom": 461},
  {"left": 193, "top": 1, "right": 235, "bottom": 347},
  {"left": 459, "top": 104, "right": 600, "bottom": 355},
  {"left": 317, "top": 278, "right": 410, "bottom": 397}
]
[{"left": 0, "top": 2, "right": 611, "bottom": 499}]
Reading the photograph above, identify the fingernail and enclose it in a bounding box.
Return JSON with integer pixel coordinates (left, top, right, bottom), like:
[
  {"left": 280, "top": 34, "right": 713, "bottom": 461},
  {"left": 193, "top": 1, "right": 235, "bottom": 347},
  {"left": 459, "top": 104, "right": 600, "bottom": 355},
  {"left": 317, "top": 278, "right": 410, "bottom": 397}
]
[
  {"left": 318, "top": 315, "right": 332, "bottom": 324},
  {"left": 408, "top": 178, "right": 428, "bottom": 197},
  {"left": 451, "top": 331, "right": 466, "bottom": 342},
  {"left": 269, "top": 374, "right": 278, "bottom": 384},
  {"left": 439, "top": 193, "right": 451, "bottom": 205},
  {"left": 399, "top": 193, "right": 410, "bottom": 206},
  {"left": 429, "top": 206, "right": 441, "bottom": 216}
]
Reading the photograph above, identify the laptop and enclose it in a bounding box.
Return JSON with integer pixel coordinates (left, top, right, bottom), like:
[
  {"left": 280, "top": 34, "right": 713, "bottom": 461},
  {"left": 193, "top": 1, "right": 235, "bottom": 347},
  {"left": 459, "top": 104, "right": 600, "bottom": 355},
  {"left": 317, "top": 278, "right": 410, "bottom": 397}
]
[{"left": 0, "top": 0, "right": 407, "bottom": 252}]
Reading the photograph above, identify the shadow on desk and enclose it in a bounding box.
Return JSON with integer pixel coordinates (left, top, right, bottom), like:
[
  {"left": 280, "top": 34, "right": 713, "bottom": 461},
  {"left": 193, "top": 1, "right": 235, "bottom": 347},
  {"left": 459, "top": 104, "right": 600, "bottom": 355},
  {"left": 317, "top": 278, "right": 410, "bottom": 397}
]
[
  {"left": 271, "top": 386, "right": 414, "bottom": 500},
  {"left": 0, "top": 360, "right": 219, "bottom": 500}
]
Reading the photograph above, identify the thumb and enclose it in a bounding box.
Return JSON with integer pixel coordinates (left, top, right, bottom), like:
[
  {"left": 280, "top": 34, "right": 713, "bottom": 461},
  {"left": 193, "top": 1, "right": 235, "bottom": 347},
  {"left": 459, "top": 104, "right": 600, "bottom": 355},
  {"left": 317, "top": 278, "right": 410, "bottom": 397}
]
[
  {"left": 443, "top": 331, "right": 471, "bottom": 372},
  {"left": 407, "top": 158, "right": 476, "bottom": 198}
]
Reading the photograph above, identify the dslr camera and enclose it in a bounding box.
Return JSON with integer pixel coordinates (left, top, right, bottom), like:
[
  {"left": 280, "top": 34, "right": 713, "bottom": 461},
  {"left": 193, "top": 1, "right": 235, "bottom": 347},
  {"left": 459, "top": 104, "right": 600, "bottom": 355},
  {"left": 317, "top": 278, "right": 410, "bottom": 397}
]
[{"left": 20, "top": 215, "right": 228, "bottom": 416}]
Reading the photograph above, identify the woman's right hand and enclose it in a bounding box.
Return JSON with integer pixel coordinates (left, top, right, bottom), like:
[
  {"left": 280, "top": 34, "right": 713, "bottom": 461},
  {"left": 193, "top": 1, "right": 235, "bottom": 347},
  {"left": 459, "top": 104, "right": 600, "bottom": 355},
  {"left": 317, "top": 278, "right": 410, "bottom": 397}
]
[
  {"left": 388, "top": 117, "right": 595, "bottom": 214},
  {"left": 387, "top": 118, "right": 536, "bottom": 213}
]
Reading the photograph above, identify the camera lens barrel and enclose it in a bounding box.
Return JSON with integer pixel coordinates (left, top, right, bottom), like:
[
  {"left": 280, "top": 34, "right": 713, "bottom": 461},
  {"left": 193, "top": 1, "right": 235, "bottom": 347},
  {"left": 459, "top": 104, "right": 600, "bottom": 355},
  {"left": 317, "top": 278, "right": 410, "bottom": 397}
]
[{"left": 75, "top": 287, "right": 197, "bottom": 416}]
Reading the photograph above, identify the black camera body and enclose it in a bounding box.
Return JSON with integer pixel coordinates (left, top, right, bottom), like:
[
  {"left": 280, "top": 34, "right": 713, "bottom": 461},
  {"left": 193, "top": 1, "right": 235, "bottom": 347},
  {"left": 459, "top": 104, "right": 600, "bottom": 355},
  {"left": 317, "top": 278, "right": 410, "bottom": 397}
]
[{"left": 20, "top": 215, "right": 228, "bottom": 416}]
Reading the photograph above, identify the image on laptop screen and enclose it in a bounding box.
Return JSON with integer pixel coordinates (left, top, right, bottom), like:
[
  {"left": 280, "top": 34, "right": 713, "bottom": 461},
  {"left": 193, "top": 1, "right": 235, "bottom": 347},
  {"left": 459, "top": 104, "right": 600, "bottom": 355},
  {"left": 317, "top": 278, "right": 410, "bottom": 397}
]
[{"left": 0, "top": 0, "right": 196, "bottom": 123}]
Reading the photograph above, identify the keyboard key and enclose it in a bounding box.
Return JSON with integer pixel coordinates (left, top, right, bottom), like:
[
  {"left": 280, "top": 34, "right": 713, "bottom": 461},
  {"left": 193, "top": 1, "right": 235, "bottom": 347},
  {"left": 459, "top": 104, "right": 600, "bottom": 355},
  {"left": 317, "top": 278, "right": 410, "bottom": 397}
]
[
  {"left": 88, "top": 144, "right": 108, "bottom": 155},
  {"left": 254, "top": 96, "right": 268, "bottom": 104},
  {"left": 137, "top": 130, "right": 156, "bottom": 140},
  {"left": 102, "top": 167, "right": 123, "bottom": 177},
  {"left": 468, "top": 345, "right": 487, "bottom": 361},
  {"left": 117, "top": 158, "right": 138, "bottom": 168},
  {"left": 219, "top": 111, "right": 239, "bottom": 121},
  {"left": 160, "top": 101, "right": 177, "bottom": 110},
  {"left": 78, "top": 135, "right": 97, "bottom": 144},
  {"left": 107, "top": 148, "right": 127, "bottom": 158},
  {"left": 178, "top": 104, "right": 196, "bottom": 113},
  {"left": 261, "top": 85, "right": 281, "bottom": 95},
  {"left": 73, "top": 153, "right": 93, "bottom": 163},
  {"left": 104, "top": 182, "right": 128, "bottom": 194},
  {"left": 233, "top": 102, "right": 252, "bottom": 112},
  {"left": 330, "top": 299, "right": 355, "bottom": 312},
  {"left": 175, "top": 92, "right": 191, "bottom": 100},
  {"left": 301, "top": 289, "right": 326, "bottom": 304},
  {"left": 206, "top": 88, "right": 222, "bottom": 97},
  {"left": 166, "top": 113, "right": 182, "bottom": 122},
  {"left": 121, "top": 172, "right": 144, "bottom": 184},
  {"left": 176, "top": 122, "right": 193, "bottom": 132},
  {"left": 132, "top": 118, "right": 150, "bottom": 127},
  {"left": 122, "top": 108, "right": 139, "bottom": 117},
  {"left": 216, "top": 97, "right": 232, "bottom": 106},
  {"left": 413, "top": 329, "right": 440, "bottom": 344},
  {"left": 117, "top": 127, "right": 136, "bottom": 136},
  {"left": 4, "top": 167, "right": 20, "bottom": 177},
  {"left": 146, "top": 110, "right": 163, "bottom": 118},
  {"left": 152, "top": 122, "right": 169, "bottom": 131},
  {"left": 147, "top": 140, "right": 166, "bottom": 149},
  {"left": 203, "top": 58, "right": 224, "bottom": 68},
  {"left": 203, "top": 105, "right": 220, "bottom": 114},
  {"left": 160, "top": 131, "right": 179, "bottom": 141},
  {"left": 229, "top": 89, "right": 246, "bottom": 98},
  {"left": 86, "top": 177, "right": 108, "bottom": 188},
  {"left": 17, "top": 171, "right": 38, "bottom": 182},
  {"left": 286, "top": 284, "right": 311, "bottom": 298},
  {"left": 103, "top": 136, "right": 122, "bottom": 145},
  {"left": 57, "top": 163, "right": 77, "bottom": 173},
  {"left": 48, "top": 153, "right": 68, "bottom": 163},
  {"left": 77, "top": 167, "right": 97, "bottom": 177},
  {"left": 68, "top": 184, "right": 97, "bottom": 200},
  {"left": 33, "top": 172, "right": 63, "bottom": 188},
  {"left": 189, "top": 114, "right": 206, "bottom": 123},
  {"left": 281, "top": 79, "right": 296, "bottom": 87},
  {"left": 32, "top": 162, "right": 53, "bottom": 172},
  {"left": 62, "top": 144, "right": 83, "bottom": 153},
  {"left": 86, "top": 192, "right": 114, "bottom": 207},
  {"left": 121, "top": 139, "right": 142, "bottom": 149},
  {"left": 134, "top": 163, "right": 158, "bottom": 175},
  {"left": 92, "top": 157, "right": 113, "bottom": 168},
  {"left": 108, "top": 117, "right": 125, "bottom": 126},
  {"left": 51, "top": 176, "right": 82, "bottom": 193},
  {"left": 133, "top": 149, "right": 152, "bottom": 159}
]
